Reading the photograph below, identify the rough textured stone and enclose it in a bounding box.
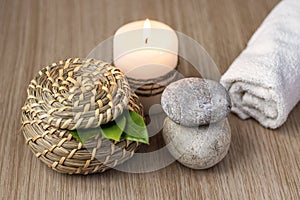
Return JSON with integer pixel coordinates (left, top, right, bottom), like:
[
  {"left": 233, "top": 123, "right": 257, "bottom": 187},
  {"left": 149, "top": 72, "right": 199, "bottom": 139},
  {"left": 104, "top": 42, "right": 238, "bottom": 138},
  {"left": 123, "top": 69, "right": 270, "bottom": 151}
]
[
  {"left": 163, "top": 117, "right": 231, "bottom": 169},
  {"left": 161, "top": 78, "right": 231, "bottom": 126}
]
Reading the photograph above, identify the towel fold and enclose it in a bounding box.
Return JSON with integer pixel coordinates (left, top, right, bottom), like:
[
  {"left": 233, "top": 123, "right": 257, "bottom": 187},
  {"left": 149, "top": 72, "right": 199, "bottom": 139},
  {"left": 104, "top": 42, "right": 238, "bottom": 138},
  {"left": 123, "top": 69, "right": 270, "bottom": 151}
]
[{"left": 220, "top": 0, "right": 300, "bottom": 129}]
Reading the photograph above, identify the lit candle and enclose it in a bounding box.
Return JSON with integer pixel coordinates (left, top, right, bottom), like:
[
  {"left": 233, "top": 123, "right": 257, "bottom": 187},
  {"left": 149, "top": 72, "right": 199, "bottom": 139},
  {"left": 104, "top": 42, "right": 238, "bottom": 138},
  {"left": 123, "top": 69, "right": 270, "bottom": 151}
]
[
  {"left": 113, "top": 19, "right": 178, "bottom": 114},
  {"left": 113, "top": 19, "right": 178, "bottom": 80}
]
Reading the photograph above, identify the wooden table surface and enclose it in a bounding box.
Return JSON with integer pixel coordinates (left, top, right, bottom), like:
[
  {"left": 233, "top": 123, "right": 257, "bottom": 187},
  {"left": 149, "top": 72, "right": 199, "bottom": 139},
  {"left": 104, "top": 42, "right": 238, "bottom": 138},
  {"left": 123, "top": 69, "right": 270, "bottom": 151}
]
[{"left": 1, "top": 0, "right": 299, "bottom": 199}]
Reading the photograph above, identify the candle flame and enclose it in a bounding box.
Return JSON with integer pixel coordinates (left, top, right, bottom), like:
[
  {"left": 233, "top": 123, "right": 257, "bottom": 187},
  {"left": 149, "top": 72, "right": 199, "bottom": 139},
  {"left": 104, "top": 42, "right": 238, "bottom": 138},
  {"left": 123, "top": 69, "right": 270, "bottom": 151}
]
[
  {"left": 144, "top": 19, "right": 151, "bottom": 44},
  {"left": 144, "top": 18, "right": 151, "bottom": 29}
]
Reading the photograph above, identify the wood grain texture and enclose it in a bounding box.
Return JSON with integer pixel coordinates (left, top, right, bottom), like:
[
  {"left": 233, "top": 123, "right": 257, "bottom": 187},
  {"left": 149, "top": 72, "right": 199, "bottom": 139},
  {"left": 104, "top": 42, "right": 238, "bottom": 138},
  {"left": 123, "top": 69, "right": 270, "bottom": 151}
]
[{"left": 0, "top": 0, "right": 299, "bottom": 199}]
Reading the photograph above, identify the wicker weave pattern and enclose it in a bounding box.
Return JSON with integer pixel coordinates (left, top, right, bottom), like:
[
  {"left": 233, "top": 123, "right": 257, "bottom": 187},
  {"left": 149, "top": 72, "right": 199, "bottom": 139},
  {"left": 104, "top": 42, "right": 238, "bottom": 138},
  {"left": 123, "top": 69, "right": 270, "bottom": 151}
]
[
  {"left": 21, "top": 58, "right": 144, "bottom": 174},
  {"left": 127, "top": 67, "right": 180, "bottom": 97},
  {"left": 25, "top": 58, "right": 131, "bottom": 130}
]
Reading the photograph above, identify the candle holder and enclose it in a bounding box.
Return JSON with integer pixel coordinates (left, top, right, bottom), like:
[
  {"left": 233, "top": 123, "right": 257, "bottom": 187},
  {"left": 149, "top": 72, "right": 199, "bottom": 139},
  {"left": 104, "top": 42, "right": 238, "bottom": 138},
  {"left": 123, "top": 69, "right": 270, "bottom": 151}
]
[
  {"left": 125, "top": 62, "right": 181, "bottom": 115},
  {"left": 127, "top": 64, "right": 179, "bottom": 97}
]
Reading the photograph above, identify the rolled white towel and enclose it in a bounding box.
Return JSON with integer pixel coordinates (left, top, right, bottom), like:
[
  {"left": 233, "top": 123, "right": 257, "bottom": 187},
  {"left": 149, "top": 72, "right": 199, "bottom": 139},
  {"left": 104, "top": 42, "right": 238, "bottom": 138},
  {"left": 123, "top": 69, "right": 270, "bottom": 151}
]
[{"left": 220, "top": 0, "right": 300, "bottom": 129}]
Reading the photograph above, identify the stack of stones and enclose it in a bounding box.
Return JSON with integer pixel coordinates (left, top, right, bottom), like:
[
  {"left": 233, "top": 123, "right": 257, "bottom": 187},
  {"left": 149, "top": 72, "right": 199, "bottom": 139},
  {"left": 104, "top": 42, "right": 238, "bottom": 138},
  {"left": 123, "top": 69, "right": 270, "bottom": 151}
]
[{"left": 161, "top": 78, "right": 232, "bottom": 169}]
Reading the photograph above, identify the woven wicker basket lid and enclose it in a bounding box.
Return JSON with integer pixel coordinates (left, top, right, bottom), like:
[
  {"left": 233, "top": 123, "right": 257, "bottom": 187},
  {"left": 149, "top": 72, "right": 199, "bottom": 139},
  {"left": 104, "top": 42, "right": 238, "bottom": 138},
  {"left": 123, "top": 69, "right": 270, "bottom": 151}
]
[{"left": 21, "top": 58, "right": 144, "bottom": 174}]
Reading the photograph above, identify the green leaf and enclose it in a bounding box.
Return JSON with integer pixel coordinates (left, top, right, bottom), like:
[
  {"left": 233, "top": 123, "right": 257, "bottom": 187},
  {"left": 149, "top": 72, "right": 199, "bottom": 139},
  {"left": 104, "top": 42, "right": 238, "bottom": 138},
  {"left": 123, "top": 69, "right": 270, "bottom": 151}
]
[
  {"left": 69, "top": 111, "right": 148, "bottom": 144},
  {"left": 123, "top": 110, "right": 149, "bottom": 144},
  {"left": 69, "top": 128, "right": 100, "bottom": 144},
  {"left": 69, "top": 115, "right": 126, "bottom": 143},
  {"left": 100, "top": 115, "right": 126, "bottom": 141}
]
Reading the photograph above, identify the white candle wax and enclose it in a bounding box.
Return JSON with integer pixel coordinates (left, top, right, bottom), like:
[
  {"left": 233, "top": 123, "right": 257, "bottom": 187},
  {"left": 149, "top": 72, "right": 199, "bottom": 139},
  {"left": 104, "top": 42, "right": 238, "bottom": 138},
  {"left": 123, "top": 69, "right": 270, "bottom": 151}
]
[{"left": 113, "top": 19, "right": 178, "bottom": 80}]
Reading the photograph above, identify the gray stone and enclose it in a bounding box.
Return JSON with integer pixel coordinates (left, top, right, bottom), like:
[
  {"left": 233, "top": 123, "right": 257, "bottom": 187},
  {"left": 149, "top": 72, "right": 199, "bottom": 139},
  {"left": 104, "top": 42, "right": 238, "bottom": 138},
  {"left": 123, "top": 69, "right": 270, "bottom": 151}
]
[
  {"left": 161, "top": 78, "right": 231, "bottom": 126},
  {"left": 163, "top": 117, "right": 231, "bottom": 169}
]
